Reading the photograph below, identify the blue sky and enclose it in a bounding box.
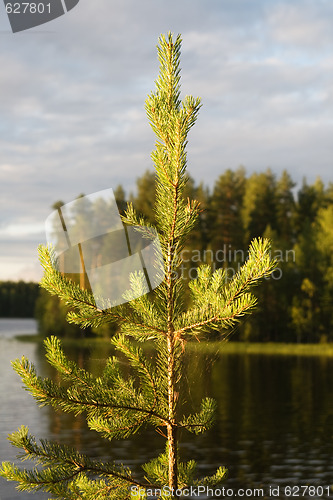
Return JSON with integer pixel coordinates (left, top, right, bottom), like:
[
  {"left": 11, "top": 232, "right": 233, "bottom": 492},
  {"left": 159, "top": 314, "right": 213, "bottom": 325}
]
[{"left": 0, "top": 0, "right": 332, "bottom": 281}]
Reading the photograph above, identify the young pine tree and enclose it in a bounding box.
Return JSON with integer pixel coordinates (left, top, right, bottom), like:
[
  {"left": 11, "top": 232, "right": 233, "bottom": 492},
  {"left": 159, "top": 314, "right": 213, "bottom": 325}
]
[{"left": 0, "top": 33, "right": 276, "bottom": 499}]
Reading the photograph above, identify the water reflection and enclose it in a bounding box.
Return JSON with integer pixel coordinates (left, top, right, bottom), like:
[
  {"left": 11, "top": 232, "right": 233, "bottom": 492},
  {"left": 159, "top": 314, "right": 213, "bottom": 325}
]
[
  {"left": 1, "top": 322, "right": 333, "bottom": 499},
  {"left": 196, "top": 354, "right": 333, "bottom": 493},
  {"left": 0, "top": 321, "right": 50, "bottom": 500}
]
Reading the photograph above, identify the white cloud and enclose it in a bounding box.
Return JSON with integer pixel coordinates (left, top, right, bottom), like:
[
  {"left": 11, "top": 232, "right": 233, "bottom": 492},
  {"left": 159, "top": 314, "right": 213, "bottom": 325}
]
[
  {"left": 0, "top": 0, "right": 332, "bottom": 280},
  {"left": 267, "top": 1, "right": 333, "bottom": 50}
]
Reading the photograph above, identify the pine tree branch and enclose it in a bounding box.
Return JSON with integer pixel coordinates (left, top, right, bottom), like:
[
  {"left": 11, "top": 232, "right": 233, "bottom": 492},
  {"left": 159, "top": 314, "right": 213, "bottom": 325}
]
[
  {"left": 12, "top": 356, "right": 169, "bottom": 426},
  {"left": 174, "top": 296, "right": 257, "bottom": 337},
  {"left": 44, "top": 336, "right": 168, "bottom": 436},
  {"left": 44, "top": 336, "right": 95, "bottom": 388},
  {"left": 175, "top": 238, "right": 276, "bottom": 337},
  {"left": 179, "top": 398, "right": 217, "bottom": 434},
  {"left": 39, "top": 246, "right": 167, "bottom": 335},
  {"left": 1, "top": 427, "right": 158, "bottom": 491},
  {"left": 112, "top": 335, "right": 158, "bottom": 402}
]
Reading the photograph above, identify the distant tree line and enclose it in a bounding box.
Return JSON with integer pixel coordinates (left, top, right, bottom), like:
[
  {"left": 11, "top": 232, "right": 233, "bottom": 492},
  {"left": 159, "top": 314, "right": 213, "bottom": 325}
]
[
  {"left": 34, "top": 167, "right": 333, "bottom": 342},
  {"left": 0, "top": 281, "right": 39, "bottom": 317}
]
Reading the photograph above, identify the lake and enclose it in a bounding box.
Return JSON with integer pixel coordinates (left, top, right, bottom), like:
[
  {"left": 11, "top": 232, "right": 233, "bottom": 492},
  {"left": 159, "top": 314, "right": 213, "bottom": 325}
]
[{"left": 0, "top": 319, "right": 332, "bottom": 499}]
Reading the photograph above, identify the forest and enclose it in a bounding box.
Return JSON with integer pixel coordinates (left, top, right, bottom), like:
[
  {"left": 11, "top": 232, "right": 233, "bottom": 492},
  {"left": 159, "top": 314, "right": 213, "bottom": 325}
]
[
  {"left": 0, "top": 281, "right": 39, "bottom": 317},
  {"left": 5, "top": 166, "right": 333, "bottom": 343}
]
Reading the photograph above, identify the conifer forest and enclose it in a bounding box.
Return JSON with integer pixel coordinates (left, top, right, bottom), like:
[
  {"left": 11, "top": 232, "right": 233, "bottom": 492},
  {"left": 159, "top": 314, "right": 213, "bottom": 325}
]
[{"left": 34, "top": 166, "right": 333, "bottom": 344}]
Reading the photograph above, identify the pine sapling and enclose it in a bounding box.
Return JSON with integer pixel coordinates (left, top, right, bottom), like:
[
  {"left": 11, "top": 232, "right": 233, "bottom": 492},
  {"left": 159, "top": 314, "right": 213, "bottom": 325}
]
[{"left": 0, "top": 33, "right": 276, "bottom": 500}]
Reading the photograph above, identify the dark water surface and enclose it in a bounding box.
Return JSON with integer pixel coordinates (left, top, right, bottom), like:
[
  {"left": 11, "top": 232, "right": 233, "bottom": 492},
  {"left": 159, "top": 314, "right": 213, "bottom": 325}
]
[{"left": 0, "top": 319, "right": 332, "bottom": 499}]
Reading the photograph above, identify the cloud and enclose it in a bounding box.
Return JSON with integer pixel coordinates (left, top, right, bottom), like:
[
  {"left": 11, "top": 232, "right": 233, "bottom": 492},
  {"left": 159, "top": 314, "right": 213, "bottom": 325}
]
[
  {"left": 0, "top": 0, "right": 332, "bottom": 281},
  {"left": 267, "top": 0, "right": 333, "bottom": 50}
]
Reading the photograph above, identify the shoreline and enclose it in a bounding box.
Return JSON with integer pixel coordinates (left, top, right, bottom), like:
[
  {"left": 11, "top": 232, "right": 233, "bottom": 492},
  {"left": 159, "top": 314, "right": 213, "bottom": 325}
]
[{"left": 14, "top": 333, "right": 333, "bottom": 357}]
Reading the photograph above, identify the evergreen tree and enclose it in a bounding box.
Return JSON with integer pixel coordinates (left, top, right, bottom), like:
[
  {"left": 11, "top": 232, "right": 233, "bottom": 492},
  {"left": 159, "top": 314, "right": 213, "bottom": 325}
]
[
  {"left": 291, "top": 277, "right": 319, "bottom": 343},
  {"left": 131, "top": 170, "right": 157, "bottom": 224},
  {"left": 114, "top": 184, "right": 127, "bottom": 215},
  {"left": 294, "top": 177, "right": 325, "bottom": 235},
  {"left": 311, "top": 205, "right": 333, "bottom": 341},
  {"left": 0, "top": 33, "right": 276, "bottom": 499},
  {"left": 209, "top": 167, "right": 246, "bottom": 262},
  {"left": 34, "top": 288, "right": 83, "bottom": 338},
  {"left": 275, "top": 170, "right": 296, "bottom": 243},
  {"left": 290, "top": 217, "right": 322, "bottom": 343},
  {"left": 184, "top": 180, "right": 211, "bottom": 268},
  {"left": 241, "top": 169, "right": 277, "bottom": 245}
]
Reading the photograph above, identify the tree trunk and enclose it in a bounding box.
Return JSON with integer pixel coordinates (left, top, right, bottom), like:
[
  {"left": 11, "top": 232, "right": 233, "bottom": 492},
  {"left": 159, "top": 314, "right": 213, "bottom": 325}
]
[{"left": 167, "top": 333, "right": 178, "bottom": 498}]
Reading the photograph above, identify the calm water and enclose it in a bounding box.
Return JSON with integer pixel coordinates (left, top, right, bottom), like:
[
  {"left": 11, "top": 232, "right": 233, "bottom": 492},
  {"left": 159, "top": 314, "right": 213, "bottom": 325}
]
[{"left": 0, "top": 319, "right": 332, "bottom": 499}]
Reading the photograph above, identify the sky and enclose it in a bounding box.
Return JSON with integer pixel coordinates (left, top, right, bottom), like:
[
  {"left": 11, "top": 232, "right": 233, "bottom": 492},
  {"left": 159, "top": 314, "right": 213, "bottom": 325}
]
[{"left": 0, "top": 0, "right": 332, "bottom": 282}]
